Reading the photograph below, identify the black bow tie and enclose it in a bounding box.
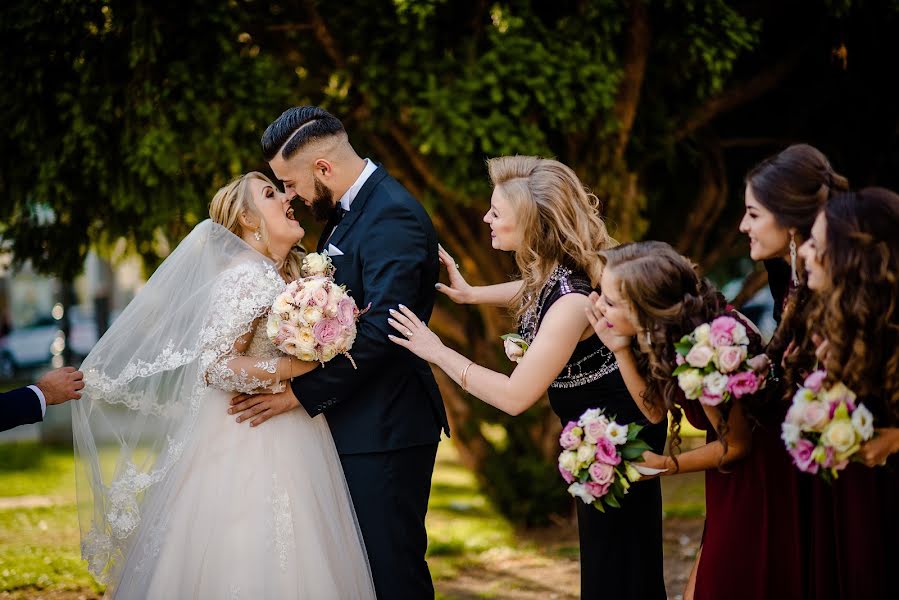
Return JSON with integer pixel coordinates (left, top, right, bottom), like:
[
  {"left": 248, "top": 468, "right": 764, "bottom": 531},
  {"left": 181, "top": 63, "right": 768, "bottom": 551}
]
[{"left": 335, "top": 206, "right": 347, "bottom": 220}]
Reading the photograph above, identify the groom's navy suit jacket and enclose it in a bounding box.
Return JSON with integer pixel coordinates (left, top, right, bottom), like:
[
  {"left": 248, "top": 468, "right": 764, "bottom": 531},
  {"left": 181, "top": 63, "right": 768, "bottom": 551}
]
[
  {"left": 291, "top": 166, "right": 449, "bottom": 454},
  {"left": 1, "top": 386, "right": 43, "bottom": 432}
]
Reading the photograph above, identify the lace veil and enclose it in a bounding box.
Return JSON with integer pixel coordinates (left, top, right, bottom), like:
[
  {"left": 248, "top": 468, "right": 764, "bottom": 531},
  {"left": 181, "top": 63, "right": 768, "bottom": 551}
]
[{"left": 72, "top": 219, "right": 283, "bottom": 582}]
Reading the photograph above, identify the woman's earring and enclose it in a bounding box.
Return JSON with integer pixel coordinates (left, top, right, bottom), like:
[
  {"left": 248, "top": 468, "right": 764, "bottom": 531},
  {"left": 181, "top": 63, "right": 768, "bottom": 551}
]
[
  {"left": 789, "top": 232, "right": 799, "bottom": 286},
  {"left": 254, "top": 230, "right": 262, "bottom": 242},
  {"left": 644, "top": 330, "right": 651, "bottom": 346}
]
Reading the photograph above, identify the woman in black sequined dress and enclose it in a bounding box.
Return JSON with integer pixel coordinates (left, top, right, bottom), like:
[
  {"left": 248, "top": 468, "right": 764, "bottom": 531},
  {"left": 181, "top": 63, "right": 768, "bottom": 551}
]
[{"left": 387, "top": 156, "right": 667, "bottom": 599}]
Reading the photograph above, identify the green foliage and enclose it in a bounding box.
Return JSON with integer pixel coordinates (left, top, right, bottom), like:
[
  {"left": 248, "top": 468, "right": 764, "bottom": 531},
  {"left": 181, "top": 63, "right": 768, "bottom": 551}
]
[{"left": 0, "top": 0, "right": 297, "bottom": 277}]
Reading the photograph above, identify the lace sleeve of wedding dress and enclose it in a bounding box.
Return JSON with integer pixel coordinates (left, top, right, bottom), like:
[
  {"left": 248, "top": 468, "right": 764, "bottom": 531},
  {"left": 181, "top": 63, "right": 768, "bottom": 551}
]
[
  {"left": 71, "top": 220, "right": 285, "bottom": 583},
  {"left": 204, "top": 324, "right": 286, "bottom": 394}
]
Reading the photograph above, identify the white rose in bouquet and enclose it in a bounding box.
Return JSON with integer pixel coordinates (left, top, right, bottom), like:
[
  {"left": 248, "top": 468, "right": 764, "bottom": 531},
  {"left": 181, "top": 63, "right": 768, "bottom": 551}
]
[{"left": 302, "top": 252, "right": 333, "bottom": 277}]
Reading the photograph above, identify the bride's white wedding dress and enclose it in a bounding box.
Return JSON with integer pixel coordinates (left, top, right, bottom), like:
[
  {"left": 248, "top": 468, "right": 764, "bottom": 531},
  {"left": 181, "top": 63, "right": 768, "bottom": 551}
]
[{"left": 72, "top": 221, "right": 375, "bottom": 599}]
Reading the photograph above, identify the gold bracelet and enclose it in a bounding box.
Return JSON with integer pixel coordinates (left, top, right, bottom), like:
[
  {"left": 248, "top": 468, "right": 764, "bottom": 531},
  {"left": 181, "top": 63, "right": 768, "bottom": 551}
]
[{"left": 460, "top": 361, "right": 475, "bottom": 391}]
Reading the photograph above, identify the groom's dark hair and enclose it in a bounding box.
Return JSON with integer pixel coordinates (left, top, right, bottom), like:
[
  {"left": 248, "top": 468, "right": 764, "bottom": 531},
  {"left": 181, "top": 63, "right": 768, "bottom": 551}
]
[{"left": 261, "top": 106, "right": 346, "bottom": 161}]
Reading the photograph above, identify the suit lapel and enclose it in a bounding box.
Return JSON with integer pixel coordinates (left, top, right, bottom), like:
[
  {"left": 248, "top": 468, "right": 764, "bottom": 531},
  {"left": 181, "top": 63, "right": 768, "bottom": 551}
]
[{"left": 327, "top": 166, "right": 389, "bottom": 250}]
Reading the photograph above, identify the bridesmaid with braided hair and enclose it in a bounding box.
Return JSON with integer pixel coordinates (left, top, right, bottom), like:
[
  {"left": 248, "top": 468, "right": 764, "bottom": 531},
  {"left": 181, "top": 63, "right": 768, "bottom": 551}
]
[
  {"left": 796, "top": 187, "right": 899, "bottom": 599},
  {"left": 585, "top": 241, "right": 804, "bottom": 600}
]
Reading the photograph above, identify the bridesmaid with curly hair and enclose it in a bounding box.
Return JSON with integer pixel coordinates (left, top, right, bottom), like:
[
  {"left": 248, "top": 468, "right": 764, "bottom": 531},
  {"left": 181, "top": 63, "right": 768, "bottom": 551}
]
[
  {"left": 586, "top": 241, "right": 803, "bottom": 600},
  {"left": 796, "top": 187, "right": 899, "bottom": 599}
]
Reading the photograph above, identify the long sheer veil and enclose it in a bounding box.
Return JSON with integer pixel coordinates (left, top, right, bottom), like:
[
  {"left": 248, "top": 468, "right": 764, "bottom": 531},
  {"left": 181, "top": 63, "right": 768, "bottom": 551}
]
[{"left": 72, "top": 219, "right": 283, "bottom": 582}]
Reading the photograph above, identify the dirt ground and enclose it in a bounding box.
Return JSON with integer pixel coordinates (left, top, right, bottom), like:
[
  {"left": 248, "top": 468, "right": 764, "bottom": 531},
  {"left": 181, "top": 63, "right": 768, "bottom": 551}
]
[{"left": 433, "top": 516, "right": 703, "bottom": 600}]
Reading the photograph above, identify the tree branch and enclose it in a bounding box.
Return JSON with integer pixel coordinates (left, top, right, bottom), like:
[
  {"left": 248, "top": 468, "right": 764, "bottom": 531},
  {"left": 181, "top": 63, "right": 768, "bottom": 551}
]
[
  {"left": 676, "top": 142, "right": 728, "bottom": 259},
  {"left": 301, "top": 0, "right": 347, "bottom": 70},
  {"left": 612, "top": 0, "right": 651, "bottom": 160},
  {"left": 673, "top": 50, "right": 804, "bottom": 142}
]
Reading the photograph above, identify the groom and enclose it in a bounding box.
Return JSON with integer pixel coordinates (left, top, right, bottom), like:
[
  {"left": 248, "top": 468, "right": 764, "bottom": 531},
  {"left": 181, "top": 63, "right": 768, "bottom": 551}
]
[{"left": 239, "top": 106, "right": 449, "bottom": 598}]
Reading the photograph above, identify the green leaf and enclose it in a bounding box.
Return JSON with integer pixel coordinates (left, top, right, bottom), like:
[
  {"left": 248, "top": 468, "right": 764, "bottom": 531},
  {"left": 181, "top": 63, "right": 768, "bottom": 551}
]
[
  {"left": 672, "top": 364, "right": 690, "bottom": 376},
  {"left": 675, "top": 341, "right": 692, "bottom": 356},
  {"left": 620, "top": 442, "right": 652, "bottom": 461},
  {"left": 627, "top": 423, "right": 644, "bottom": 440},
  {"left": 604, "top": 492, "right": 621, "bottom": 509}
]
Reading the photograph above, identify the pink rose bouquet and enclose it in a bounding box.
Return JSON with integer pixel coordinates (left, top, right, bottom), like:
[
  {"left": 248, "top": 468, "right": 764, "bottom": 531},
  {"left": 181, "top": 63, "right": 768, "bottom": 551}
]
[
  {"left": 558, "top": 407, "right": 652, "bottom": 512},
  {"left": 672, "top": 315, "right": 765, "bottom": 406},
  {"left": 266, "top": 252, "right": 367, "bottom": 365},
  {"left": 782, "top": 370, "right": 874, "bottom": 482}
]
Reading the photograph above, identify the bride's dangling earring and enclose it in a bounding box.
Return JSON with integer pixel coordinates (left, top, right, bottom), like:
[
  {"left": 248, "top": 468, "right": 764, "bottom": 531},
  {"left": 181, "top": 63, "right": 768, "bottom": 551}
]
[
  {"left": 254, "top": 230, "right": 262, "bottom": 242},
  {"left": 789, "top": 232, "right": 799, "bottom": 286},
  {"left": 644, "top": 330, "right": 651, "bottom": 346}
]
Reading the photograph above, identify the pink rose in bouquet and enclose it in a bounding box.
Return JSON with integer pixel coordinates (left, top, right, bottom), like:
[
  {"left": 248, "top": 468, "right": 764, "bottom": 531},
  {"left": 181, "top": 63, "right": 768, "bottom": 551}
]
[
  {"left": 725, "top": 370, "right": 761, "bottom": 399},
  {"left": 716, "top": 345, "right": 747, "bottom": 373},
  {"left": 588, "top": 461, "right": 615, "bottom": 486},
  {"left": 559, "top": 422, "right": 583, "bottom": 450},
  {"left": 595, "top": 438, "right": 622, "bottom": 466}
]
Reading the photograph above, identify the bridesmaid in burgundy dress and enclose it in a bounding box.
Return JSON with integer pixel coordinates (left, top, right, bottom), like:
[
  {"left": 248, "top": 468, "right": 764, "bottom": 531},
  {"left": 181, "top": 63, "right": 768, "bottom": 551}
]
[
  {"left": 794, "top": 188, "right": 899, "bottom": 599},
  {"left": 738, "top": 144, "right": 849, "bottom": 598},
  {"left": 587, "top": 240, "right": 801, "bottom": 600}
]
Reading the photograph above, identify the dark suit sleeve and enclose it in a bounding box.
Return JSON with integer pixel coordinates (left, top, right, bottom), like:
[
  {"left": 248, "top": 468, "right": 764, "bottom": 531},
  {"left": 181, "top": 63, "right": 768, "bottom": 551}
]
[
  {"left": 0, "top": 386, "right": 43, "bottom": 432},
  {"left": 292, "top": 202, "right": 430, "bottom": 416}
]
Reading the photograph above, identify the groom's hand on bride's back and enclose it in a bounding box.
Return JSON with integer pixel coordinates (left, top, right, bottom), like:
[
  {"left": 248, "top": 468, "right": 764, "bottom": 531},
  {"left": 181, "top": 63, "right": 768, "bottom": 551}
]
[{"left": 229, "top": 387, "right": 299, "bottom": 427}]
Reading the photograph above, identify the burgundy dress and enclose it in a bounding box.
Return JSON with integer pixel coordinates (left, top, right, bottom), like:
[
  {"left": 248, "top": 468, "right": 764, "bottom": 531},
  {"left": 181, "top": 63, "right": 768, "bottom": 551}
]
[
  {"left": 682, "top": 385, "right": 805, "bottom": 600},
  {"left": 684, "top": 306, "right": 805, "bottom": 599},
  {"left": 805, "top": 400, "right": 899, "bottom": 600}
]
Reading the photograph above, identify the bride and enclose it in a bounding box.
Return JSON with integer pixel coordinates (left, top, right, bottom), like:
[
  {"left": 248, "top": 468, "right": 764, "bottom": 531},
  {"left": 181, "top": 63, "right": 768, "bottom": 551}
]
[{"left": 72, "top": 172, "right": 375, "bottom": 599}]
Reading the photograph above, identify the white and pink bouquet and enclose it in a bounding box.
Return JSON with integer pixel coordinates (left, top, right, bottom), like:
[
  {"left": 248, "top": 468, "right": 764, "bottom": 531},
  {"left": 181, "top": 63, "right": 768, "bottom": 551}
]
[
  {"left": 558, "top": 408, "right": 653, "bottom": 512},
  {"left": 672, "top": 315, "right": 765, "bottom": 406},
  {"left": 266, "top": 252, "right": 366, "bottom": 365},
  {"left": 782, "top": 370, "right": 874, "bottom": 481}
]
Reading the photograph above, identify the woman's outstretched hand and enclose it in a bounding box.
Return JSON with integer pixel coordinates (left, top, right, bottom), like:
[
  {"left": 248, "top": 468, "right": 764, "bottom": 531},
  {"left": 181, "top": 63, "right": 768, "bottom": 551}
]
[
  {"left": 435, "top": 245, "right": 474, "bottom": 304},
  {"left": 387, "top": 304, "right": 446, "bottom": 363},
  {"left": 585, "top": 291, "right": 633, "bottom": 354}
]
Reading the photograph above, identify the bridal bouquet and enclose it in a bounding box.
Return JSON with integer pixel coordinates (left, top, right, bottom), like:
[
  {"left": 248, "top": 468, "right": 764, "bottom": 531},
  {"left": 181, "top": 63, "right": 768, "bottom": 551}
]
[
  {"left": 558, "top": 408, "right": 652, "bottom": 512},
  {"left": 267, "top": 252, "right": 365, "bottom": 365},
  {"left": 672, "top": 315, "right": 765, "bottom": 406},
  {"left": 782, "top": 370, "right": 874, "bottom": 481}
]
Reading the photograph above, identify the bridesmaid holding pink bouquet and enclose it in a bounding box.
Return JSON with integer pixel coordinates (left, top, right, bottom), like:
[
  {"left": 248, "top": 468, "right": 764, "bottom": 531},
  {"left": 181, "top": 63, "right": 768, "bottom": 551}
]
[
  {"left": 586, "top": 241, "right": 804, "bottom": 600},
  {"left": 795, "top": 187, "right": 899, "bottom": 599}
]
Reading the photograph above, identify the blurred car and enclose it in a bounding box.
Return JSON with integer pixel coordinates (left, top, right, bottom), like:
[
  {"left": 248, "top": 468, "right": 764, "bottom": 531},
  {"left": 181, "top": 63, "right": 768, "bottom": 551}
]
[{"left": 0, "top": 308, "right": 103, "bottom": 377}]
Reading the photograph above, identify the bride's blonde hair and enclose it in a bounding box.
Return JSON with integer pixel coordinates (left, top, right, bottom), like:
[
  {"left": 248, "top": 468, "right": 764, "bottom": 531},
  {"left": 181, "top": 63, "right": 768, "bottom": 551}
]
[
  {"left": 487, "top": 156, "right": 617, "bottom": 319},
  {"left": 209, "top": 171, "right": 306, "bottom": 280}
]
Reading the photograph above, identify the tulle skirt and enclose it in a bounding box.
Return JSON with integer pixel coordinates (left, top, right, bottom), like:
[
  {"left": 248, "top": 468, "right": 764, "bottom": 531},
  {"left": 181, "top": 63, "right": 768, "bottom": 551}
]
[{"left": 109, "top": 387, "right": 375, "bottom": 599}]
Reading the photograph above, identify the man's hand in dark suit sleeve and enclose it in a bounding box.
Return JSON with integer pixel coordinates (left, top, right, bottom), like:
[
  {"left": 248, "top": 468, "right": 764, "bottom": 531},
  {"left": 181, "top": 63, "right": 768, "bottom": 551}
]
[
  {"left": 36, "top": 367, "right": 85, "bottom": 405},
  {"left": 291, "top": 203, "right": 431, "bottom": 416}
]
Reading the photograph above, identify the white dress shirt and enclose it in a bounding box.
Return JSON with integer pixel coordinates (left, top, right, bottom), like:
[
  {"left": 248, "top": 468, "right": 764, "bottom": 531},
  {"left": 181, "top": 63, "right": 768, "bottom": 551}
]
[
  {"left": 27, "top": 384, "right": 47, "bottom": 417},
  {"left": 338, "top": 158, "right": 378, "bottom": 212}
]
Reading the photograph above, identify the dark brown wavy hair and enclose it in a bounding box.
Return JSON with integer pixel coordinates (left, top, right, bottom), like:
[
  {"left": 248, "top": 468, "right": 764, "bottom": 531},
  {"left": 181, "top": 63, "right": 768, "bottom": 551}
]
[
  {"left": 599, "top": 241, "right": 732, "bottom": 469},
  {"left": 800, "top": 188, "right": 899, "bottom": 424}
]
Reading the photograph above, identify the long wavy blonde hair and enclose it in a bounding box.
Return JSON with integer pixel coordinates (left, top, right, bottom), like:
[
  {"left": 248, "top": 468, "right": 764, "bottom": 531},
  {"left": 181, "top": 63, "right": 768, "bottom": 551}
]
[
  {"left": 487, "top": 156, "right": 616, "bottom": 319},
  {"left": 208, "top": 171, "right": 306, "bottom": 280}
]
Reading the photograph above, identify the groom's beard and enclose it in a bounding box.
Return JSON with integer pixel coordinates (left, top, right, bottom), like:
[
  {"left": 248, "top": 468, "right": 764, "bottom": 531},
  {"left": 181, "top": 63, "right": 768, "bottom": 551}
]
[{"left": 305, "top": 177, "right": 336, "bottom": 223}]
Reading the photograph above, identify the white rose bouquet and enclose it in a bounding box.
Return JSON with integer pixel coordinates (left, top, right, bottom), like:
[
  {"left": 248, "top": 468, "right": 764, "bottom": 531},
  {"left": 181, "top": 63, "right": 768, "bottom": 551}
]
[
  {"left": 266, "top": 252, "right": 367, "bottom": 366},
  {"left": 558, "top": 407, "right": 653, "bottom": 512},
  {"left": 782, "top": 370, "right": 874, "bottom": 482},
  {"left": 672, "top": 315, "right": 765, "bottom": 406}
]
